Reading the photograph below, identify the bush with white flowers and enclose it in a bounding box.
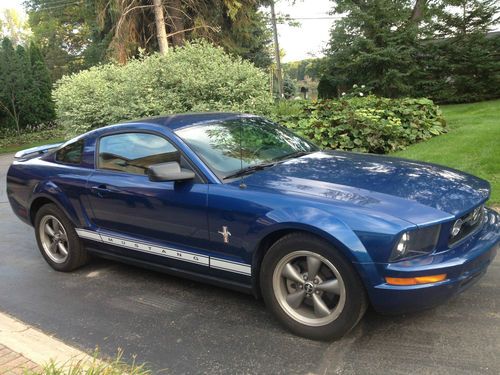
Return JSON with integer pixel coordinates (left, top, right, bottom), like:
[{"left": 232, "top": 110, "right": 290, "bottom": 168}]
[{"left": 54, "top": 41, "right": 273, "bottom": 136}]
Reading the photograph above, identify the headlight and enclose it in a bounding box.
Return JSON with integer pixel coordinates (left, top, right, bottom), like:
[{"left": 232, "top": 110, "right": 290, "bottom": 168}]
[{"left": 390, "top": 225, "right": 441, "bottom": 262}]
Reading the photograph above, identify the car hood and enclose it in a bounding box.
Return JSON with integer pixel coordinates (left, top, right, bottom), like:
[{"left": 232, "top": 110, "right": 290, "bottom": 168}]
[{"left": 240, "top": 151, "right": 490, "bottom": 223}]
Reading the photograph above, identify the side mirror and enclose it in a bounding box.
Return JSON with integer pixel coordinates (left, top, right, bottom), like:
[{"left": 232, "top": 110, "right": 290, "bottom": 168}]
[{"left": 147, "top": 162, "right": 195, "bottom": 182}]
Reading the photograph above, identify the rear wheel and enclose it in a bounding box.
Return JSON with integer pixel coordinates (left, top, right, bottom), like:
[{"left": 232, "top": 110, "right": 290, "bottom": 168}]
[
  {"left": 261, "top": 233, "right": 367, "bottom": 340},
  {"left": 34, "top": 203, "right": 88, "bottom": 271}
]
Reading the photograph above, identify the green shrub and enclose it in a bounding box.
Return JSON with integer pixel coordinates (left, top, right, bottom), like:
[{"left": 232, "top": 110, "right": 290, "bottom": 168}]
[
  {"left": 0, "top": 123, "right": 64, "bottom": 153},
  {"left": 54, "top": 41, "right": 273, "bottom": 137},
  {"left": 272, "top": 99, "right": 304, "bottom": 118},
  {"left": 271, "top": 96, "right": 446, "bottom": 154}
]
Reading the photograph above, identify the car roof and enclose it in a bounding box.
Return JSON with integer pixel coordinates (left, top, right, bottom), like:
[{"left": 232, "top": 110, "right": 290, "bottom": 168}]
[
  {"left": 78, "top": 112, "right": 261, "bottom": 140},
  {"left": 125, "top": 112, "right": 255, "bottom": 131}
]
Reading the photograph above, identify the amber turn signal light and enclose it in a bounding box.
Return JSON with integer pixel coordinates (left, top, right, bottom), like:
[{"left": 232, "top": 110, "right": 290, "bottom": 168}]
[{"left": 385, "top": 274, "right": 447, "bottom": 286}]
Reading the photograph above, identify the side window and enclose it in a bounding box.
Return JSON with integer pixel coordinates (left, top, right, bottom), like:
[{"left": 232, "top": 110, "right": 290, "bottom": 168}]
[
  {"left": 98, "top": 133, "right": 179, "bottom": 175},
  {"left": 55, "top": 139, "right": 84, "bottom": 165}
]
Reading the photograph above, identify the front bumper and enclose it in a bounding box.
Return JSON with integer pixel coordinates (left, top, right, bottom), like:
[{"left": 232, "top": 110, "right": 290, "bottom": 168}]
[{"left": 365, "top": 208, "right": 499, "bottom": 314}]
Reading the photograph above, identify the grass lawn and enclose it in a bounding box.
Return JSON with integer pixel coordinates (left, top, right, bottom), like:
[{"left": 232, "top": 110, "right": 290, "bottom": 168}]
[{"left": 393, "top": 99, "right": 500, "bottom": 205}]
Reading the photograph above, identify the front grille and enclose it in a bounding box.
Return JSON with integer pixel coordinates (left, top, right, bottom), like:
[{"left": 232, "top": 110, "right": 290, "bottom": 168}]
[{"left": 449, "top": 205, "right": 485, "bottom": 246}]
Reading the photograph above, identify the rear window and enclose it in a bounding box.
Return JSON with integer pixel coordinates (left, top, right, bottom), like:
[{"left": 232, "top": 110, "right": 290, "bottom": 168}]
[{"left": 55, "top": 140, "right": 84, "bottom": 165}]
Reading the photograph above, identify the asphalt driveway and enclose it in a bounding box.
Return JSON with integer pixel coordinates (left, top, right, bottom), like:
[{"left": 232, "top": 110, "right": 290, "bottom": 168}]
[{"left": 0, "top": 152, "right": 499, "bottom": 374}]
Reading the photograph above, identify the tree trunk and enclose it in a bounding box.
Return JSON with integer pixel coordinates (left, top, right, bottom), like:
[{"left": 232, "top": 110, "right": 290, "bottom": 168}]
[
  {"left": 270, "top": 1, "right": 283, "bottom": 98},
  {"left": 152, "top": 0, "right": 169, "bottom": 54},
  {"left": 9, "top": 93, "right": 20, "bottom": 135},
  {"left": 410, "top": 0, "right": 427, "bottom": 22},
  {"left": 462, "top": 2, "right": 467, "bottom": 35},
  {"left": 169, "top": 0, "right": 185, "bottom": 47}
]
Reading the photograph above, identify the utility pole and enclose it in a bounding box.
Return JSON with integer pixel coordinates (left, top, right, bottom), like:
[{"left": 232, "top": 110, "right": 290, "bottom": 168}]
[
  {"left": 153, "top": 0, "right": 169, "bottom": 54},
  {"left": 270, "top": 1, "right": 283, "bottom": 98}
]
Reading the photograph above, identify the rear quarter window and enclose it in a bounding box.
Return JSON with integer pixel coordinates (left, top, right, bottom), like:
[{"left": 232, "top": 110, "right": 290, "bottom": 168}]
[{"left": 55, "top": 140, "right": 84, "bottom": 165}]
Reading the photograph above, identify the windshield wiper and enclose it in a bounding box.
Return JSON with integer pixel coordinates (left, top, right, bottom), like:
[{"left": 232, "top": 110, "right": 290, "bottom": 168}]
[{"left": 223, "top": 162, "right": 277, "bottom": 180}]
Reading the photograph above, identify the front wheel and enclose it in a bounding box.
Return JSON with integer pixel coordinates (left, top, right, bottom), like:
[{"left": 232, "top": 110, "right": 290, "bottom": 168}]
[{"left": 260, "top": 233, "right": 367, "bottom": 340}]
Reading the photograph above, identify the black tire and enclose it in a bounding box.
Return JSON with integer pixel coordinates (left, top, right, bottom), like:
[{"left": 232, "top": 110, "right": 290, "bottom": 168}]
[
  {"left": 34, "top": 203, "right": 88, "bottom": 272},
  {"left": 260, "top": 232, "right": 367, "bottom": 341}
]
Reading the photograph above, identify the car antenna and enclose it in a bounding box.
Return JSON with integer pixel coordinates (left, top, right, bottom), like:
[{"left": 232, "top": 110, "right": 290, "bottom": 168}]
[{"left": 239, "top": 122, "right": 247, "bottom": 189}]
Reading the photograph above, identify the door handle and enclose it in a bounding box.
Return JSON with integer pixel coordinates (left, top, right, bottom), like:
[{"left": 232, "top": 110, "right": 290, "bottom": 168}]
[{"left": 91, "top": 184, "right": 119, "bottom": 197}]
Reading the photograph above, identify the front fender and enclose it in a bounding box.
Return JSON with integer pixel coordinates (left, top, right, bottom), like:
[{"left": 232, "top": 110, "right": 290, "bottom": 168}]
[
  {"left": 249, "top": 206, "right": 381, "bottom": 297},
  {"left": 256, "top": 206, "right": 373, "bottom": 263}
]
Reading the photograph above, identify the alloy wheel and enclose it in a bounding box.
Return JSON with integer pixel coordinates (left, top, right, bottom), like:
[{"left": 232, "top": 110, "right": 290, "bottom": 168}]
[
  {"left": 38, "top": 215, "right": 69, "bottom": 264},
  {"left": 273, "top": 250, "right": 346, "bottom": 327}
]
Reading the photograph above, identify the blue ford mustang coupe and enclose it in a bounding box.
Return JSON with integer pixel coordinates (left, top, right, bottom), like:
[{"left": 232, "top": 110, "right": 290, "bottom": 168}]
[{"left": 6, "top": 113, "right": 499, "bottom": 340}]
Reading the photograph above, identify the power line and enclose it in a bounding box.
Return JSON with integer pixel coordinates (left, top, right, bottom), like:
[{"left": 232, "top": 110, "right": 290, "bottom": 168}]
[
  {"left": 286, "top": 17, "right": 342, "bottom": 20},
  {"left": 263, "top": 16, "right": 344, "bottom": 22},
  {"left": 38, "top": 0, "right": 82, "bottom": 5},
  {"left": 37, "top": 1, "right": 84, "bottom": 12},
  {"left": 34, "top": 0, "right": 82, "bottom": 8}
]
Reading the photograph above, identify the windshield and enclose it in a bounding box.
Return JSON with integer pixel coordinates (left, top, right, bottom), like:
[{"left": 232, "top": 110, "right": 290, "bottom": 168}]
[{"left": 175, "top": 117, "right": 318, "bottom": 179}]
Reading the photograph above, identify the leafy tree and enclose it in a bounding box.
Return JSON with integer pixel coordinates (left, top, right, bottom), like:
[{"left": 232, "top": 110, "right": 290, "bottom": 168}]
[
  {"left": 0, "top": 9, "right": 31, "bottom": 45},
  {"left": 283, "top": 58, "right": 322, "bottom": 81},
  {"left": 26, "top": 1, "right": 95, "bottom": 80},
  {"left": 25, "top": 0, "right": 273, "bottom": 79}
]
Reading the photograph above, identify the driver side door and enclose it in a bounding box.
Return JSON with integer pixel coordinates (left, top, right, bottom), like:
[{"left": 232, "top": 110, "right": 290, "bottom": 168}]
[{"left": 85, "top": 131, "right": 210, "bottom": 268}]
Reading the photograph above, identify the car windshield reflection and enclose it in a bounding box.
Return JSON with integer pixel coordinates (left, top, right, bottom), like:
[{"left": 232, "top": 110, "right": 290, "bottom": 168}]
[{"left": 175, "top": 116, "right": 318, "bottom": 179}]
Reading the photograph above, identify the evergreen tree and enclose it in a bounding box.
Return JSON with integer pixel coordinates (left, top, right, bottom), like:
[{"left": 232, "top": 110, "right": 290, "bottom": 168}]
[
  {"left": 0, "top": 37, "right": 56, "bottom": 134},
  {"left": 0, "top": 38, "right": 25, "bottom": 133},
  {"left": 15, "top": 44, "right": 37, "bottom": 129},
  {"left": 283, "top": 76, "right": 297, "bottom": 99},
  {"left": 435, "top": 0, "right": 499, "bottom": 36},
  {"left": 446, "top": 34, "right": 500, "bottom": 102},
  {"left": 414, "top": 0, "right": 500, "bottom": 102},
  {"left": 322, "top": 0, "right": 428, "bottom": 98},
  {"left": 322, "top": 0, "right": 500, "bottom": 103},
  {"left": 219, "top": 7, "right": 273, "bottom": 69},
  {"left": 29, "top": 41, "right": 56, "bottom": 123}
]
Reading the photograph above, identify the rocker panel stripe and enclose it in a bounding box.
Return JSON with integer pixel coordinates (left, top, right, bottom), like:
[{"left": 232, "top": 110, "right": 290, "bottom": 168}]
[
  {"left": 210, "top": 258, "right": 252, "bottom": 275},
  {"left": 75, "top": 228, "right": 251, "bottom": 276}
]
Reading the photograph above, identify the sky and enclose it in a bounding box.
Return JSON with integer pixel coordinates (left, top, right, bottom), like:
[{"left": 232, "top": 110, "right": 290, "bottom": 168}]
[
  {"left": 1, "top": 0, "right": 24, "bottom": 13},
  {"left": 273, "top": 0, "right": 336, "bottom": 62}
]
